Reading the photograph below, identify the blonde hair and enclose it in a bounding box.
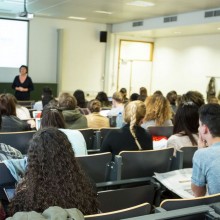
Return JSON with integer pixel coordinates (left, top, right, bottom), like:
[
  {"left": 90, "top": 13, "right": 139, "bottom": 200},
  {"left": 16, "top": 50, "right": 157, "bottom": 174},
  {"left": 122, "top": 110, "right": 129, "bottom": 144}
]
[
  {"left": 112, "top": 92, "right": 124, "bottom": 103},
  {"left": 144, "top": 94, "right": 172, "bottom": 125},
  {"left": 123, "top": 101, "right": 146, "bottom": 150}
]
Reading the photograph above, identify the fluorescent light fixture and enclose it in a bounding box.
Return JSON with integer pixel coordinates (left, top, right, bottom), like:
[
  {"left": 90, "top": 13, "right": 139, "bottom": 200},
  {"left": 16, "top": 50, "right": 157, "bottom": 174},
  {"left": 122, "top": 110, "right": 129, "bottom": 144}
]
[
  {"left": 174, "top": 31, "right": 181, "bottom": 34},
  {"left": 95, "top": 10, "right": 113, "bottom": 15},
  {"left": 68, "top": 16, "right": 86, "bottom": 20},
  {"left": 217, "top": 27, "right": 220, "bottom": 30},
  {"left": 126, "top": 1, "right": 155, "bottom": 7}
]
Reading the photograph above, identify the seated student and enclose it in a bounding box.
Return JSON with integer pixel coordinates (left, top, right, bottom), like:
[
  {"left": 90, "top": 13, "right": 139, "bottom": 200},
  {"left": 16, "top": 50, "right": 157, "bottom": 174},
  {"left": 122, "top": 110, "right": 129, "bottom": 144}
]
[
  {"left": 101, "top": 100, "right": 153, "bottom": 155},
  {"left": 58, "top": 93, "right": 87, "bottom": 129},
  {"left": 167, "top": 101, "right": 199, "bottom": 154},
  {"left": 141, "top": 94, "right": 173, "bottom": 130},
  {"left": 191, "top": 104, "right": 220, "bottom": 197},
  {"left": 130, "top": 93, "right": 139, "bottom": 101},
  {"left": 119, "top": 88, "right": 128, "bottom": 103},
  {"left": 166, "top": 90, "right": 178, "bottom": 114},
  {"left": 10, "top": 95, "right": 31, "bottom": 120},
  {"left": 0, "top": 94, "right": 31, "bottom": 132},
  {"left": 41, "top": 107, "right": 88, "bottom": 156},
  {"left": 0, "top": 113, "right": 23, "bottom": 161},
  {"left": 180, "top": 91, "right": 205, "bottom": 107},
  {"left": 8, "top": 94, "right": 36, "bottom": 129},
  {"left": 138, "top": 87, "right": 147, "bottom": 102},
  {"left": 33, "top": 87, "right": 54, "bottom": 111},
  {"left": 73, "top": 89, "right": 88, "bottom": 108},
  {"left": 107, "top": 92, "right": 124, "bottom": 117},
  {"left": 95, "top": 91, "right": 111, "bottom": 108},
  {"left": 86, "top": 99, "right": 110, "bottom": 129},
  {"left": 8, "top": 128, "right": 98, "bottom": 216}
]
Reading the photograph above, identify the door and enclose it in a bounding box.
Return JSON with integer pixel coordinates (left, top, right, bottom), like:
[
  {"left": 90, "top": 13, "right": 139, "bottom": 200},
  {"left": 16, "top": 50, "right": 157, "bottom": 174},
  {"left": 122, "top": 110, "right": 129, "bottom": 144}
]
[{"left": 117, "top": 40, "right": 153, "bottom": 96}]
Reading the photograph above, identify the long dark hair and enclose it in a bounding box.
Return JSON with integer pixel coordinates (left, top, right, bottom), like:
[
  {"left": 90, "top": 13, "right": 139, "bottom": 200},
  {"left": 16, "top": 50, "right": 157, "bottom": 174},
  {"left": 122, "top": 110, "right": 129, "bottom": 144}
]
[
  {"left": 73, "top": 90, "right": 87, "bottom": 108},
  {"left": 9, "top": 128, "right": 98, "bottom": 215},
  {"left": 42, "top": 87, "right": 53, "bottom": 107},
  {"left": 41, "top": 108, "right": 65, "bottom": 129},
  {"left": 173, "top": 102, "right": 199, "bottom": 145}
]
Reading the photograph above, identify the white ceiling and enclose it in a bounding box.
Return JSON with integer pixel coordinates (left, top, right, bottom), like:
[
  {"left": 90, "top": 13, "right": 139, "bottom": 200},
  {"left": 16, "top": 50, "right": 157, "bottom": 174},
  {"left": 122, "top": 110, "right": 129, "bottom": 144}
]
[{"left": 1, "top": 0, "right": 220, "bottom": 37}]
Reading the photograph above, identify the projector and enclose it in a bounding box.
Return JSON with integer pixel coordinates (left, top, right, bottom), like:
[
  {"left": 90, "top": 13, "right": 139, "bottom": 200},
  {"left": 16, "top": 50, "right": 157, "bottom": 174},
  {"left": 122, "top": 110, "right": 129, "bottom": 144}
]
[{"left": 18, "top": 11, "right": 34, "bottom": 19}]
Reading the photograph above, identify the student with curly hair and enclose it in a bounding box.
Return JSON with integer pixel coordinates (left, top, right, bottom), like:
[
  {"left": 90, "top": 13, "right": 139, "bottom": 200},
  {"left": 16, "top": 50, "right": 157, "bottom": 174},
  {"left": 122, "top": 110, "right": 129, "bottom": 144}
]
[
  {"left": 8, "top": 127, "right": 98, "bottom": 216},
  {"left": 142, "top": 94, "right": 173, "bottom": 130},
  {"left": 101, "top": 100, "right": 153, "bottom": 155}
]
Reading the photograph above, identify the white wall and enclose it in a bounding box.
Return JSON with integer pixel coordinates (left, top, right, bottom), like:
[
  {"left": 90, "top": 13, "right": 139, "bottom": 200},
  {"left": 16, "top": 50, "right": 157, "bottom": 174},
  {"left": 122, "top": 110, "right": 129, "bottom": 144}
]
[
  {"left": 29, "top": 17, "right": 107, "bottom": 96},
  {"left": 151, "top": 33, "right": 220, "bottom": 98},
  {"left": 28, "top": 17, "right": 220, "bottom": 99}
]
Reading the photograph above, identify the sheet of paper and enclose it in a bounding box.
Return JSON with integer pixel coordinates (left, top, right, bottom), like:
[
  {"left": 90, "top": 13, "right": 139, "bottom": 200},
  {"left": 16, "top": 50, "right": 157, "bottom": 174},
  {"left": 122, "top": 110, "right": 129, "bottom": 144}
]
[{"left": 154, "top": 168, "right": 194, "bottom": 199}]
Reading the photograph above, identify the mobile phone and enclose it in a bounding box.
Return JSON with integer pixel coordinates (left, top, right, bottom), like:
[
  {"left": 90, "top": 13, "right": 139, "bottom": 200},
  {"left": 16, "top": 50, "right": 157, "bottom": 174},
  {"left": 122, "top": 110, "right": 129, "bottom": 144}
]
[{"left": 3, "top": 188, "right": 15, "bottom": 202}]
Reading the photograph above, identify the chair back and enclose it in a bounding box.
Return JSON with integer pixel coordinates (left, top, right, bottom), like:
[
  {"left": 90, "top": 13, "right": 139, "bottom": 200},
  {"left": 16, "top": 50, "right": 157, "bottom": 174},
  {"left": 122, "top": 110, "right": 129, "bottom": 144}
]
[
  {"left": 98, "top": 128, "right": 119, "bottom": 147},
  {"left": 119, "top": 148, "right": 174, "bottom": 179},
  {"left": 77, "top": 152, "right": 112, "bottom": 183},
  {"left": 84, "top": 202, "right": 151, "bottom": 220},
  {"left": 0, "top": 131, "right": 36, "bottom": 154},
  {"left": 0, "top": 163, "right": 16, "bottom": 200},
  {"left": 78, "top": 108, "right": 91, "bottom": 115},
  {"left": 181, "top": 146, "right": 198, "bottom": 168},
  {"left": 108, "top": 116, "right": 117, "bottom": 127},
  {"left": 78, "top": 128, "right": 96, "bottom": 150},
  {"left": 160, "top": 193, "right": 220, "bottom": 211},
  {"left": 172, "top": 147, "right": 198, "bottom": 170},
  {"left": 98, "top": 185, "right": 155, "bottom": 212},
  {"left": 17, "top": 100, "right": 35, "bottom": 109},
  {"left": 148, "top": 126, "right": 173, "bottom": 138}
]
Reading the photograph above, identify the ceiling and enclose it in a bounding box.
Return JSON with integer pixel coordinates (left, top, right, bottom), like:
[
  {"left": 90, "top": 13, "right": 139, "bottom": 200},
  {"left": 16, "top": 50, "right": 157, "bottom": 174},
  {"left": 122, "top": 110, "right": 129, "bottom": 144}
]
[{"left": 1, "top": 0, "right": 220, "bottom": 37}]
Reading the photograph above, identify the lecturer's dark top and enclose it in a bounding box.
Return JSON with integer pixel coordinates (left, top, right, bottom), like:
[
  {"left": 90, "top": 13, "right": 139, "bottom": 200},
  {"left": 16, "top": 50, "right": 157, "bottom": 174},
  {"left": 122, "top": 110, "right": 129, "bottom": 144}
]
[
  {"left": 100, "top": 124, "right": 153, "bottom": 155},
  {"left": 12, "top": 75, "right": 34, "bottom": 100}
]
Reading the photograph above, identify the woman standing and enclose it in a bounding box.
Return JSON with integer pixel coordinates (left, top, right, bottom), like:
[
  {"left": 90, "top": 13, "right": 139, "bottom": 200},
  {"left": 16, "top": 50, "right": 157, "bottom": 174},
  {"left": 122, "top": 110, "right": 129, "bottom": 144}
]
[{"left": 12, "top": 65, "right": 34, "bottom": 100}]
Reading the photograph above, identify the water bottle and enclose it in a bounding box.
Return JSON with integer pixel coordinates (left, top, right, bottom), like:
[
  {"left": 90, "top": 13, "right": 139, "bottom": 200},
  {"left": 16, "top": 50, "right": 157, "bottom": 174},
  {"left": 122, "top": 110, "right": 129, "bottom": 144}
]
[{"left": 116, "top": 112, "right": 123, "bottom": 128}]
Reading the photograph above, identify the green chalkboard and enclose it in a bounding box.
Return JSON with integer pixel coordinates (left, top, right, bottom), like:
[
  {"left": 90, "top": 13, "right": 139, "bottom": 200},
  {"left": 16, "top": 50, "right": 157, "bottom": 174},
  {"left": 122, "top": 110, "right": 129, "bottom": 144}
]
[{"left": 0, "top": 83, "right": 58, "bottom": 101}]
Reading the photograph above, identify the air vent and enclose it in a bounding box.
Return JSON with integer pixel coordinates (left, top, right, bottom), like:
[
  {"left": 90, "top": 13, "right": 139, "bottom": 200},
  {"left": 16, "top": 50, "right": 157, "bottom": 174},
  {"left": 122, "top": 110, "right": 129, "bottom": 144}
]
[
  {"left": 163, "top": 16, "right": 177, "bottom": 23},
  {"left": 132, "top": 21, "right": 143, "bottom": 27},
  {"left": 205, "top": 10, "right": 220, "bottom": 18}
]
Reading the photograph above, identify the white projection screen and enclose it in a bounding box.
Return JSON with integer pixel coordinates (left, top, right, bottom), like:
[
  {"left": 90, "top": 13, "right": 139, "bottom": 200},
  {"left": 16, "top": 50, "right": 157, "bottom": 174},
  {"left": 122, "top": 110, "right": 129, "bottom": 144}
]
[{"left": 0, "top": 19, "right": 29, "bottom": 82}]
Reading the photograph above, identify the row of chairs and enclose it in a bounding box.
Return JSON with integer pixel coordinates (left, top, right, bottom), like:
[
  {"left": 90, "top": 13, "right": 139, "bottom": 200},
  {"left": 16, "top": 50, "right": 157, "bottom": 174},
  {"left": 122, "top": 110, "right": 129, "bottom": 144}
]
[
  {"left": 0, "top": 128, "right": 197, "bottom": 182},
  {"left": 77, "top": 147, "right": 198, "bottom": 183},
  {"left": 80, "top": 126, "right": 174, "bottom": 150},
  {"left": 77, "top": 149, "right": 173, "bottom": 183},
  {"left": 0, "top": 126, "right": 174, "bottom": 154},
  {"left": 1, "top": 161, "right": 220, "bottom": 220}
]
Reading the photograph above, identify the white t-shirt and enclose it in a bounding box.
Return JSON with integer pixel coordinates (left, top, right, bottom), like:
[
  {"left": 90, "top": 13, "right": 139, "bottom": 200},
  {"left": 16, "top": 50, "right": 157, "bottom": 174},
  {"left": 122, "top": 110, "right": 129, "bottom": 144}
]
[
  {"left": 16, "top": 105, "right": 31, "bottom": 120},
  {"left": 167, "top": 133, "right": 198, "bottom": 154},
  {"left": 59, "top": 129, "right": 88, "bottom": 156}
]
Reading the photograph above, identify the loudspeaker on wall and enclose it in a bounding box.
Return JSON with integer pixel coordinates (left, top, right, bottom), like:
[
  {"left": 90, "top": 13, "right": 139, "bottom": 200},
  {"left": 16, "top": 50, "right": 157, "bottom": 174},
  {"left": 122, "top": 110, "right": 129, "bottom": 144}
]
[{"left": 100, "top": 31, "right": 107, "bottom": 43}]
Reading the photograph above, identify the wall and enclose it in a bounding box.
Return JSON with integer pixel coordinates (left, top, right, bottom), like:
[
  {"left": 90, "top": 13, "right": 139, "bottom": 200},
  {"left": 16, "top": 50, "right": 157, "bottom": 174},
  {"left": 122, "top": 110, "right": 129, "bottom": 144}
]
[
  {"left": 29, "top": 17, "right": 107, "bottom": 98},
  {"left": 151, "top": 33, "right": 220, "bottom": 99}
]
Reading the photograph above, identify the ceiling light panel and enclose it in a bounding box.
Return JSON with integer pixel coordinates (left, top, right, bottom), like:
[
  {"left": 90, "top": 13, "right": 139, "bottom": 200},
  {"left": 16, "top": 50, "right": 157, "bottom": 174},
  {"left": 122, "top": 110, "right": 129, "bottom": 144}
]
[{"left": 126, "top": 1, "right": 155, "bottom": 7}]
